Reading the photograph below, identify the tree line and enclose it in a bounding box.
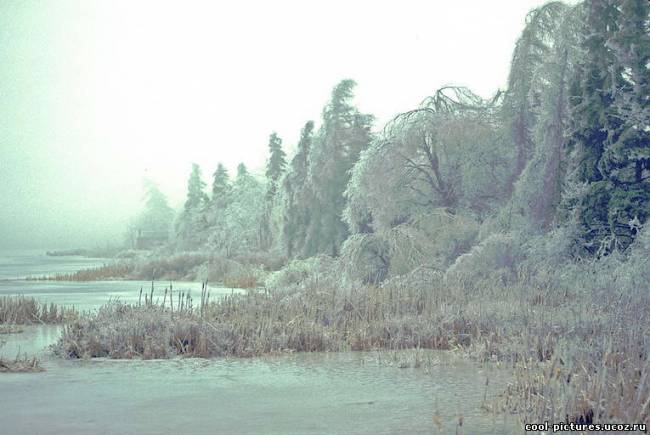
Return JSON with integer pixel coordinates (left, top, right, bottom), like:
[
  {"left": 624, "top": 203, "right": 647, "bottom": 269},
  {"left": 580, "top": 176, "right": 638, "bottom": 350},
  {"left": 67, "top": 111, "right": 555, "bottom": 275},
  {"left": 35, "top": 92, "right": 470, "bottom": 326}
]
[{"left": 135, "top": 0, "right": 649, "bottom": 280}]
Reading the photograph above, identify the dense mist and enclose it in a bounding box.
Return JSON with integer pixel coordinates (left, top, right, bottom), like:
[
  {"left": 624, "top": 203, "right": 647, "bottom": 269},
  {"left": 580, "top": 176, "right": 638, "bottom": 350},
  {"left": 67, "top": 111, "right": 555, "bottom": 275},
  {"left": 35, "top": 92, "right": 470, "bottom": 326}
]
[{"left": 1, "top": 0, "right": 555, "bottom": 249}]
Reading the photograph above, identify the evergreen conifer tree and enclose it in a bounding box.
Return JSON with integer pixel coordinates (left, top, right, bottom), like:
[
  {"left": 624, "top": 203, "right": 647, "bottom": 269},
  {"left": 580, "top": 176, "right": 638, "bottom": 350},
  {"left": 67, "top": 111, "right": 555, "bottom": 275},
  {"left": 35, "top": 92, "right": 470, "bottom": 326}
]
[
  {"left": 265, "top": 132, "right": 287, "bottom": 200},
  {"left": 281, "top": 121, "right": 314, "bottom": 257},
  {"left": 305, "top": 80, "right": 374, "bottom": 257},
  {"left": 211, "top": 163, "right": 231, "bottom": 201},
  {"left": 184, "top": 163, "right": 208, "bottom": 212},
  {"left": 568, "top": 0, "right": 649, "bottom": 254}
]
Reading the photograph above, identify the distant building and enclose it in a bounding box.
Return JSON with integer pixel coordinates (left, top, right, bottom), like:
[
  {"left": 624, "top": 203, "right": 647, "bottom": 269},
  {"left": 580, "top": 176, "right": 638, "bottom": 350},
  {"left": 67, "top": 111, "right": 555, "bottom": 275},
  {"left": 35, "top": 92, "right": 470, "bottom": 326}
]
[{"left": 132, "top": 229, "right": 168, "bottom": 250}]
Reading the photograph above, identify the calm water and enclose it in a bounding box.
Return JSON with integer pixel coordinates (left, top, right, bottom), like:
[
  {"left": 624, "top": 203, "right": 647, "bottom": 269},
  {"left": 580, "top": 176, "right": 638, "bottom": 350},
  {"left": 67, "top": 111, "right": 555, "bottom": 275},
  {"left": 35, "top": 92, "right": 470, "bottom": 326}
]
[{"left": 0, "top": 251, "right": 519, "bottom": 434}]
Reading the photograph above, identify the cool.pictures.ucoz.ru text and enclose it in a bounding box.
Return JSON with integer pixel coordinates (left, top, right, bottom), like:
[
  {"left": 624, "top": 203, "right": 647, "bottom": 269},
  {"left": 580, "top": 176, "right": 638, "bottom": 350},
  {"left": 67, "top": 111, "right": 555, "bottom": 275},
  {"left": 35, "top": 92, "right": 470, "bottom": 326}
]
[{"left": 525, "top": 421, "right": 647, "bottom": 432}]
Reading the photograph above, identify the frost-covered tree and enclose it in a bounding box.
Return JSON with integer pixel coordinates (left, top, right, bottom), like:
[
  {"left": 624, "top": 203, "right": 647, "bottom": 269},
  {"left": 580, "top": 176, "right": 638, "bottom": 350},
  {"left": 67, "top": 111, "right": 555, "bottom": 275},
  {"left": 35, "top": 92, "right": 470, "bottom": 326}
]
[
  {"left": 211, "top": 163, "right": 231, "bottom": 202},
  {"left": 184, "top": 163, "right": 209, "bottom": 212},
  {"left": 132, "top": 180, "right": 174, "bottom": 237},
  {"left": 608, "top": 0, "right": 650, "bottom": 135},
  {"left": 207, "top": 163, "right": 267, "bottom": 255},
  {"left": 566, "top": 0, "right": 650, "bottom": 255},
  {"left": 265, "top": 132, "right": 287, "bottom": 200},
  {"left": 206, "top": 163, "right": 232, "bottom": 240},
  {"left": 345, "top": 86, "right": 510, "bottom": 236},
  {"left": 504, "top": 2, "right": 580, "bottom": 230},
  {"left": 281, "top": 121, "right": 315, "bottom": 257},
  {"left": 175, "top": 163, "right": 209, "bottom": 249},
  {"left": 502, "top": 2, "right": 570, "bottom": 193},
  {"left": 342, "top": 87, "right": 513, "bottom": 281},
  {"left": 304, "top": 80, "right": 374, "bottom": 257},
  {"left": 260, "top": 132, "right": 287, "bottom": 250},
  {"left": 600, "top": 0, "right": 650, "bottom": 244}
]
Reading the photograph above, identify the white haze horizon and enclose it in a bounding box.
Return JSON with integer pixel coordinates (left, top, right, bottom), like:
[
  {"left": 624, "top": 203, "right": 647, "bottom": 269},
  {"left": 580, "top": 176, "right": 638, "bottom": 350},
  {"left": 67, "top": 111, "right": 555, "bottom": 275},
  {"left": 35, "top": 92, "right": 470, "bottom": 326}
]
[{"left": 0, "top": 0, "right": 574, "bottom": 249}]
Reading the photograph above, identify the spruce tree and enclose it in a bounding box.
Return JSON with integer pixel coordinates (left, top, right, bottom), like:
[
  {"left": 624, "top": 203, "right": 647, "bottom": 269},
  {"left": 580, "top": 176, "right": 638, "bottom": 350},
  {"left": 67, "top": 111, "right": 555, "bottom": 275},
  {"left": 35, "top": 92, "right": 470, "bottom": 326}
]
[
  {"left": 282, "top": 121, "right": 314, "bottom": 257},
  {"left": 207, "top": 163, "right": 232, "bottom": 233},
  {"left": 601, "top": 0, "right": 650, "bottom": 250},
  {"left": 184, "top": 163, "right": 208, "bottom": 212},
  {"left": 232, "top": 162, "right": 267, "bottom": 251},
  {"left": 265, "top": 132, "right": 287, "bottom": 200},
  {"left": 236, "top": 163, "right": 249, "bottom": 180},
  {"left": 175, "top": 163, "right": 209, "bottom": 248},
  {"left": 305, "top": 80, "right": 374, "bottom": 257},
  {"left": 136, "top": 180, "right": 174, "bottom": 236},
  {"left": 211, "top": 163, "right": 231, "bottom": 201},
  {"left": 568, "top": 0, "right": 650, "bottom": 254}
]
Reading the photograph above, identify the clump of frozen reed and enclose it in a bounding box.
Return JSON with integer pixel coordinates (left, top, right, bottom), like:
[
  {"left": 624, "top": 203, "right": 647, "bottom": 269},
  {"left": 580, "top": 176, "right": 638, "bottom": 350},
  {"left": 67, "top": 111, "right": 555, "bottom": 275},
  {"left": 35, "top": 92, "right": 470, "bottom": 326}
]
[
  {"left": 0, "top": 352, "right": 44, "bottom": 373},
  {"left": 0, "top": 296, "right": 76, "bottom": 324},
  {"left": 0, "top": 335, "right": 44, "bottom": 373},
  {"left": 29, "top": 263, "right": 134, "bottom": 281},
  {"left": 481, "top": 280, "right": 650, "bottom": 429},
  {"left": 222, "top": 270, "right": 260, "bottom": 289},
  {"left": 54, "top": 276, "right": 499, "bottom": 359}
]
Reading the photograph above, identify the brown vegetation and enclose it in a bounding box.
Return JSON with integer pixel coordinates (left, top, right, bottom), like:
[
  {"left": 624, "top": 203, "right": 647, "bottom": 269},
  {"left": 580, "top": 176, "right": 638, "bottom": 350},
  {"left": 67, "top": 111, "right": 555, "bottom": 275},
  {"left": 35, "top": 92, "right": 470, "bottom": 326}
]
[
  {"left": 222, "top": 271, "right": 259, "bottom": 289},
  {"left": 27, "top": 252, "right": 274, "bottom": 286},
  {"left": 28, "top": 263, "right": 134, "bottom": 281},
  {"left": 54, "top": 264, "right": 649, "bottom": 428},
  {"left": 0, "top": 296, "right": 76, "bottom": 324},
  {"left": 0, "top": 353, "right": 44, "bottom": 373}
]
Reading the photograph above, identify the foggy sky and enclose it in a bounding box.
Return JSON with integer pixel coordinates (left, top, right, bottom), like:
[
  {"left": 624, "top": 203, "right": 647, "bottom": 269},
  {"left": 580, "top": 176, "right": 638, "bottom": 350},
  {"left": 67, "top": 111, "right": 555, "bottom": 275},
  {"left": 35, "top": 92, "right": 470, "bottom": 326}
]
[{"left": 0, "top": 0, "right": 565, "bottom": 249}]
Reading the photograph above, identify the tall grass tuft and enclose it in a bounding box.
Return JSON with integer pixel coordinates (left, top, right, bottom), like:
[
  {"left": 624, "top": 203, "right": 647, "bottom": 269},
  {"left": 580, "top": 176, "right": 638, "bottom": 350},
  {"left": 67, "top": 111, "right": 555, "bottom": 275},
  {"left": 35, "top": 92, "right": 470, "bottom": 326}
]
[
  {"left": 0, "top": 353, "right": 44, "bottom": 373},
  {"left": 223, "top": 271, "right": 259, "bottom": 289},
  {"left": 0, "top": 296, "right": 76, "bottom": 324}
]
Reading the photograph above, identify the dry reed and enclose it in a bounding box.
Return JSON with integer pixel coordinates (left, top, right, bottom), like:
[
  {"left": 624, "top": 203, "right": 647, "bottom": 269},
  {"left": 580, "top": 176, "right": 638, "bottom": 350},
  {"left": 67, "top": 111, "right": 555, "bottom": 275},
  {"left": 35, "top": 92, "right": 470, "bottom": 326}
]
[
  {"left": 0, "top": 353, "right": 44, "bottom": 373},
  {"left": 0, "top": 296, "right": 76, "bottom": 324},
  {"left": 28, "top": 263, "right": 133, "bottom": 281}
]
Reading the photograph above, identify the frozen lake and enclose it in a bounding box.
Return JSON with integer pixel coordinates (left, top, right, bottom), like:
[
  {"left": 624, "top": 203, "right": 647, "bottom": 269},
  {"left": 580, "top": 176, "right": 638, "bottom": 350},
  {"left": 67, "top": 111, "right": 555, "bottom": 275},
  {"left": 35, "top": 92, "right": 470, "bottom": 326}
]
[
  {"left": 0, "top": 251, "right": 519, "bottom": 434},
  {"left": 0, "top": 249, "right": 238, "bottom": 312},
  {"left": 0, "top": 249, "right": 107, "bottom": 280}
]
